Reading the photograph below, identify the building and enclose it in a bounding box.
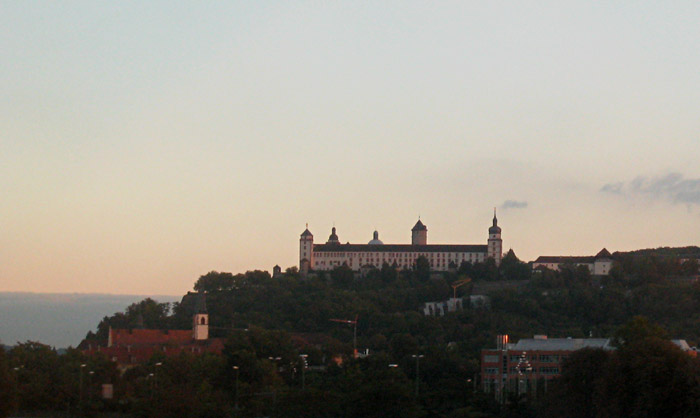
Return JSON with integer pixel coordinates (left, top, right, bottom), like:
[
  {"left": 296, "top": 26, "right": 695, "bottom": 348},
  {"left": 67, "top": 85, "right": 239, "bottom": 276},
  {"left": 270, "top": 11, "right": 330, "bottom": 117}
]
[
  {"left": 480, "top": 334, "right": 613, "bottom": 401},
  {"left": 83, "top": 293, "right": 225, "bottom": 371},
  {"left": 532, "top": 248, "right": 614, "bottom": 276},
  {"left": 299, "top": 212, "right": 503, "bottom": 273},
  {"left": 422, "top": 295, "right": 490, "bottom": 316}
]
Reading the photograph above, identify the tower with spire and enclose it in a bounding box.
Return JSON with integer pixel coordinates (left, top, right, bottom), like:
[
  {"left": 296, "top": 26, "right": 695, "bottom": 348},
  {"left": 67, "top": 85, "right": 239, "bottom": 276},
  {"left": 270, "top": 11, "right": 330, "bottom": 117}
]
[
  {"left": 193, "top": 293, "right": 209, "bottom": 341},
  {"left": 487, "top": 208, "right": 503, "bottom": 265},
  {"left": 299, "top": 224, "right": 314, "bottom": 274}
]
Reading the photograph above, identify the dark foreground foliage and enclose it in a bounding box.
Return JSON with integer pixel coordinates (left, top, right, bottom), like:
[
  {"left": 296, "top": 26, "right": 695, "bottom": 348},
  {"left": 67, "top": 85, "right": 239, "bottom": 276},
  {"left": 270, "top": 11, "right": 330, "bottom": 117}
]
[{"left": 5, "top": 251, "right": 700, "bottom": 417}]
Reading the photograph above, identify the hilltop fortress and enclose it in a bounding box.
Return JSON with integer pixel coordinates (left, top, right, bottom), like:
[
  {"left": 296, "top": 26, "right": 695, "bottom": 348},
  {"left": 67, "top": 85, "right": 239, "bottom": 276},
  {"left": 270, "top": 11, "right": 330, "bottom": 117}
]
[{"left": 299, "top": 212, "right": 503, "bottom": 274}]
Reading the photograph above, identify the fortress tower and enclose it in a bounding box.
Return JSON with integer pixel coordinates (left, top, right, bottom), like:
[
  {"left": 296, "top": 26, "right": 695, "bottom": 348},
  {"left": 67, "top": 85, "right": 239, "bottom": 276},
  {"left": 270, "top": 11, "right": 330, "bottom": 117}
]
[
  {"left": 299, "top": 225, "right": 314, "bottom": 274},
  {"left": 411, "top": 219, "right": 428, "bottom": 245}
]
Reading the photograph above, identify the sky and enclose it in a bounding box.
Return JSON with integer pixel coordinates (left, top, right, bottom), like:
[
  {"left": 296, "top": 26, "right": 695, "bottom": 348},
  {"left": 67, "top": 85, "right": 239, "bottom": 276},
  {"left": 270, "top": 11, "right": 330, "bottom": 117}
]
[{"left": 1, "top": 1, "right": 699, "bottom": 295}]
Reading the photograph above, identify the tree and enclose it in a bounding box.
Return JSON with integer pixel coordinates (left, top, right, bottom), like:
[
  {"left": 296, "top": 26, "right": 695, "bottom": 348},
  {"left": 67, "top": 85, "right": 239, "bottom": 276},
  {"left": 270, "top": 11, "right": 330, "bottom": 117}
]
[
  {"left": 499, "top": 250, "right": 531, "bottom": 281},
  {"left": 415, "top": 256, "right": 430, "bottom": 281},
  {"left": 0, "top": 347, "right": 17, "bottom": 418},
  {"left": 596, "top": 338, "right": 700, "bottom": 418},
  {"left": 542, "top": 348, "right": 610, "bottom": 418},
  {"left": 331, "top": 265, "right": 354, "bottom": 288}
]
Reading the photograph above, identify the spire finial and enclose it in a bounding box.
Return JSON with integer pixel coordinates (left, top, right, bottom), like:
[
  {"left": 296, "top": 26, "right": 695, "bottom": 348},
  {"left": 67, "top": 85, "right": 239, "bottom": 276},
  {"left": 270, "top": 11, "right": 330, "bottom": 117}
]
[{"left": 306, "top": 222, "right": 308, "bottom": 229}]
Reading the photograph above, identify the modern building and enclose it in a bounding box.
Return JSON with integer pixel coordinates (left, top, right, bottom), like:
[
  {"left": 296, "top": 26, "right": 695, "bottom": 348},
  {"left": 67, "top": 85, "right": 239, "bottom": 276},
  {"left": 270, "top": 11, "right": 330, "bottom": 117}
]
[
  {"left": 422, "top": 295, "right": 490, "bottom": 316},
  {"left": 299, "top": 212, "right": 503, "bottom": 273},
  {"left": 481, "top": 334, "right": 613, "bottom": 401},
  {"left": 532, "top": 248, "right": 614, "bottom": 276}
]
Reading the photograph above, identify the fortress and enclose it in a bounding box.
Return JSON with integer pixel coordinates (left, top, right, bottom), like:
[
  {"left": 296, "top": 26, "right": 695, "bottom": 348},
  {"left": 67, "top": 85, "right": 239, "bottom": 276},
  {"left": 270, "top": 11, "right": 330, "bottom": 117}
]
[{"left": 299, "top": 211, "right": 503, "bottom": 273}]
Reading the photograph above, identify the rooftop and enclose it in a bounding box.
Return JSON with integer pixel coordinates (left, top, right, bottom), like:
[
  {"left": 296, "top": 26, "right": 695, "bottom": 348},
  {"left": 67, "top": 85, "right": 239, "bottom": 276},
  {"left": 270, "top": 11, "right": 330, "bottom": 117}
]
[
  {"left": 314, "top": 243, "right": 487, "bottom": 253},
  {"left": 510, "top": 338, "right": 613, "bottom": 351}
]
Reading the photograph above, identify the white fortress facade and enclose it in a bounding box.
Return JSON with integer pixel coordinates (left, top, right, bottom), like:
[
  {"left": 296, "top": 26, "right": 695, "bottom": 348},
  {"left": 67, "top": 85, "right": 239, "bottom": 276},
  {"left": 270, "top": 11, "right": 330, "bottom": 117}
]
[{"left": 299, "top": 212, "right": 503, "bottom": 273}]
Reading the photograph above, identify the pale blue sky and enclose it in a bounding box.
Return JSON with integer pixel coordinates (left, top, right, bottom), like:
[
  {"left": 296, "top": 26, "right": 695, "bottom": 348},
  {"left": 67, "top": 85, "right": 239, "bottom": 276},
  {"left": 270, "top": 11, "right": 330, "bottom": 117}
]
[{"left": 2, "top": 2, "right": 699, "bottom": 294}]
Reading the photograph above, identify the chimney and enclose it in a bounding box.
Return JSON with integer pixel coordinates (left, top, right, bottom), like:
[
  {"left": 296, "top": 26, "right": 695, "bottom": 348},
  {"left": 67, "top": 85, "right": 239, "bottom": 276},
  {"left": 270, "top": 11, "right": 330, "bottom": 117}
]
[{"left": 496, "top": 334, "right": 509, "bottom": 350}]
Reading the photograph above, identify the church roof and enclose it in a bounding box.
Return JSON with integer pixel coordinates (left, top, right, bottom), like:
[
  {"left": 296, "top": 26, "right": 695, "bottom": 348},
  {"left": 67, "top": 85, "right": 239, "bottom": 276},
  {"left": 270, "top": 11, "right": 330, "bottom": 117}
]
[
  {"left": 110, "top": 329, "right": 193, "bottom": 347},
  {"left": 489, "top": 211, "right": 501, "bottom": 234},
  {"left": 194, "top": 293, "right": 208, "bottom": 314},
  {"left": 301, "top": 228, "right": 313, "bottom": 237},
  {"left": 412, "top": 220, "right": 427, "bottom": 231},
  {"left": 313, "top": 243, "right": 487, "bottom": 253}
]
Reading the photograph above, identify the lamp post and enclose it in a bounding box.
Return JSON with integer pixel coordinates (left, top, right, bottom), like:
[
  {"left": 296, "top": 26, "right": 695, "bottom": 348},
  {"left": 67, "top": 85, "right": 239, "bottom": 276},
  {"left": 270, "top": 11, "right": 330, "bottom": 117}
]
[
  {"left": 233, "top": 366, "right": 239, "bottom": 410},
  {"left": 12, "top": 366, "right": 23, "bottom": 416},
  {"left": 88, "top": 371, "right": 95, "bottom": 404},
  {"left": 154, "top": 362, "right": 162, "bottom": 391},
  {"left": 148, "top": 373, "right": 154, "bottom": 399},
  {"left": 412, "top": 355, "right": 424, "bottom": 398},
  {"left": 79, "top": 363, "right": 87, "bottom": 411},
  {"left": 299, "top": 354, "right": 308, "bottom": 390}
]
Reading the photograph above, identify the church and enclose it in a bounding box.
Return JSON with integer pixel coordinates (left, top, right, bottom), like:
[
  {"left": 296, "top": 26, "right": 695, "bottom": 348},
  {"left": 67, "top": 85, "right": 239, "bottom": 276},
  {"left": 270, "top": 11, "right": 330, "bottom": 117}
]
[{"left": 300, "top": 211, "right": 503, "bottom": 273}]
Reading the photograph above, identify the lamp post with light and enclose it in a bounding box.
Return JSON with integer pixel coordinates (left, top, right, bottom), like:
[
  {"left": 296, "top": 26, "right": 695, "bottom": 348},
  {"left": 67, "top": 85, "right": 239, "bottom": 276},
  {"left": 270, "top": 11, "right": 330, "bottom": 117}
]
[
  {"left": 299, "top": 354, "right": 308, "bottom": 390},
  {"left": 154, "top": 362, "right": 162, "bottom": 391},
  {"left": 412, "top": 355, "right": 424, "bottom": 398},
  {"left": 79, "top": 363, "right": 87, "bottom": 411},
  {"left": 233, "top": 366, "right": 239, "bottom": 410}
]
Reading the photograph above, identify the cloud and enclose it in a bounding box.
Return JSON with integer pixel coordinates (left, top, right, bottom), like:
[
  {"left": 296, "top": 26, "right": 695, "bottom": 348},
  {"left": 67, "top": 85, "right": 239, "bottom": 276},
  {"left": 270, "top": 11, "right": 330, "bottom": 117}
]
[
  {"left": 600, "top": 173, "right": 700, "bottom": 205},
  {"left": 501, "top": 200, "right": 528, "bottom": 209}
]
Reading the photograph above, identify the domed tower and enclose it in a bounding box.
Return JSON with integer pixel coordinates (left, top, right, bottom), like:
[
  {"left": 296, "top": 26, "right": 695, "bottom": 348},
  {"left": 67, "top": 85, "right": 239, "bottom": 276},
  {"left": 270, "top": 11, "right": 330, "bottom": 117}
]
[
  {"left": 411, "top": 219, "right": 428, "bottom": 245},
  {"left": 487, "top": 208, "right": 503, "bottom": 265},
  {"left": 193, "top": 293, "right": 209, "bottom": 341},
  {"left": 327, "top": 227, "right": 340, "bottom": 244},
  {"left": 299, "top": 225, "right": 314, "bottom": 273},
  {"left": 368, "top": 230, "right": 384, "bottom": 245}
]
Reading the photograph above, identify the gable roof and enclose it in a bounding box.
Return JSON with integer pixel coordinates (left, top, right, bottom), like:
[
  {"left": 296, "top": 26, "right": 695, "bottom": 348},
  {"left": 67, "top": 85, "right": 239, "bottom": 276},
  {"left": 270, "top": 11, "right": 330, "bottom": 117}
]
[
  {"left": 110, "top": 329, "right": 193, "bottom": 347},
  {"left": 595, "top": 248, "right": 612, "bottom": 259},
  {"left": 533, "top": 256, "right": 595, "bottom": 264}
]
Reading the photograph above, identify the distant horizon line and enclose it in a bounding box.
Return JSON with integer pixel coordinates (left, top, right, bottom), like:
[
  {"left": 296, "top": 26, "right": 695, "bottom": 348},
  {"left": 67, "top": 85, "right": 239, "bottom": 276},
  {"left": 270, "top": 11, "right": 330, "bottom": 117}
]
[{"left": 0, "top": 291, "right": 183, "bottom": 298}]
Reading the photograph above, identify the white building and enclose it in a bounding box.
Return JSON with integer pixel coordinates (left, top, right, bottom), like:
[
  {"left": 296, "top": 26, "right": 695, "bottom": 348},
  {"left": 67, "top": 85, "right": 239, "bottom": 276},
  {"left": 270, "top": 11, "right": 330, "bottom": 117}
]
[
  {"left": 299, "top": 212, "right": 503, "bottom": 273},
  {"left": 532, "top": 248, "right": 614, "bottom": 276}
]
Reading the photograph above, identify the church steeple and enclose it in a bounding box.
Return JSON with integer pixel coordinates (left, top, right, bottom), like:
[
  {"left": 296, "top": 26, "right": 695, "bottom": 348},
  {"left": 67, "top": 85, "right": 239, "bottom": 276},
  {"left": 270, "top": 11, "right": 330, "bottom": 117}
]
[
  {"left": 489, "top": 208, "right": 501, "bottom": 234},
  {"left": 487, "top": 208, "right": 503, "bottom": 265}
]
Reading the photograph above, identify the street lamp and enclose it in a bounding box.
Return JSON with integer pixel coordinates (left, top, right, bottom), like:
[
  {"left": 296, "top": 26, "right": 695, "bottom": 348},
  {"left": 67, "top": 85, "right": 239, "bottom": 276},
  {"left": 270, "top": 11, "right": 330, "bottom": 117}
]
[
  {"left": 299, "top": 354, "right": 308, "bottom": 390},
  {"left": 154, "top": 362, "right": 162, "bottom": 391},
  {"left": 88, "top": 371, "right": 95, "bottom": 403},
  {"left": 79, "top": 364, "right": 87, "bottom": 411},
  {"left": 233, "top": 366, "right": 239, "bottom": 410},
  {"left": 412, "top": 355, "right": 424, "bottom": 398},
  {"left": 148, "top": 373, "right": 154, "bottom": 399}
]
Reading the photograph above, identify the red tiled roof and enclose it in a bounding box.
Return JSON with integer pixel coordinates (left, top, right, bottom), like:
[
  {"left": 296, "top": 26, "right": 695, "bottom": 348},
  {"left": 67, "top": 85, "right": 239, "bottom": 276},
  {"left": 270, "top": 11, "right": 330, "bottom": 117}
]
[
  {"left": 110, "top": 329, "right": 193, "bottom": 346},
  {"left": 85, "top": 338, "right": 226, "bottom": 367},
  {"left": 533, "top": 256, "right": 595, "bottom": 264}
]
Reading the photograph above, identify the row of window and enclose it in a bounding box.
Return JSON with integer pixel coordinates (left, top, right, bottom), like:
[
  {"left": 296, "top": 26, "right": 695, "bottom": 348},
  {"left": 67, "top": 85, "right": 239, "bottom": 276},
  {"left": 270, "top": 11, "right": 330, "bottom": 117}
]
[
  {"left": 317, "top": 252, "right": 483, "bottom": 258},
  {"left": 483, "top": 367, "right": 560, "bottom": 375},
  {"left": 507, "top": 354, "right": 566, "bottom": 363}
]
